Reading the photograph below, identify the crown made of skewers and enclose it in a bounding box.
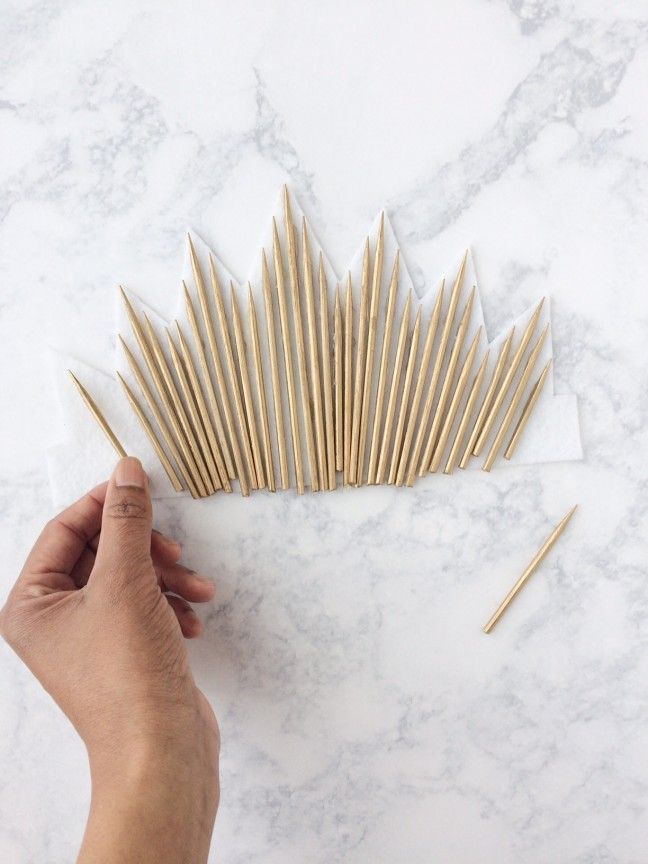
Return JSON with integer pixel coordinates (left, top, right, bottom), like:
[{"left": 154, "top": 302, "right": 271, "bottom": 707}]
[{"left": 69, "top": 187, "right": 552, "bottom": 498}]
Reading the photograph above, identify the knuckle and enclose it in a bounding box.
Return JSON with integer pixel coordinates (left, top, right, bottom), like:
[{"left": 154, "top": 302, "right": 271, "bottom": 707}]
[{"left": 106, "top": 494, "right": 149, "bottom": 521}]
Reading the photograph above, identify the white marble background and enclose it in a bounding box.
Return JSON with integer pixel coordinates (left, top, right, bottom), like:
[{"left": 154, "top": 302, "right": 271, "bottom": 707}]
[{"left": 1, "top": 1, "right": 647, "bottom": 862}]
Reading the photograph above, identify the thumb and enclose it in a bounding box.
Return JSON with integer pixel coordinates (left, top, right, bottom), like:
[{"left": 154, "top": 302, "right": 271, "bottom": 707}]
[{"left": 93, "top": 457, "right": 154, "bottom": 581}]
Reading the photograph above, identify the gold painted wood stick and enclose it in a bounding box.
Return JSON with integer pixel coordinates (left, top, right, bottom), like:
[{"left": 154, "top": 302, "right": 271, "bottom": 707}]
[
  {"left": 504, "top": 359, "right": 552, "bottom": 460},
  {"left": 284, "top": 189, "right": 318, "bottom": 491},
  {"left": 166, "top": 327, "right": 222, "bottom": 492},
  {"left": 272, "top": 217, "right": 304, "bottom": 493},
  {"left": 68, "top": 371, "right": 126, "bottom": 458},
  {"left": 262, "top": 248, "right": 289, "bottom": 490},
  {"left": 209, "top": 259, "right": 258, "bottom": 490},
  {"left": 459, "top": 326, "right": 515, "bottom": 470},
  {"left": 343, "top": 275, "right": 353, "bottom": 486},
  {"left": 428, "top": 323, "right": 482, "bottom": 473},
  {"left": 187, "top": 237, "right": 235, "bottom": 479},
  {"left": 357, "top": 214, "right": 385, "bottom": 485},
  {"left": 302, "top": 219, "right": 327, "bottom": 488},
  {"left": 444, "top": 349, "right": 490, "bottom": 475},
  {"left": 349, "top": 239, "right": 370, "bottom": 485},
  {"left": 405, "top": 252, "right": 467, "bottom": 485},
  {"left": 175, "top": 319, "right": 231, "bottom": 492},
  {"left": 395, "top": 284, "right": 443, "bottom": 486},
  {"left": 482, "top": 324, "right": 549, "bottom": 472},
  {"left": 473, "top": 298, "right": 545, "bottom": 456},
  {"left": 120, "top": 289, "right": 207, "bottom": 497},
  {"left": 319, "top": 255, "right": 336, "bottom": 488},
  {"left": 231, "top": 285, "right": 265, "bottom": 489},
  {"left": 143, "top": 315, "right": 214, "bottom": 496},
  {"left": 483, "top": 505, "right": 577, "bottom": 634},
  {"left": 388, "top": 306, "right": 421, "bottom": 485},
  {"left": 376, "top": 290, "right": 411, "bottom": 484},
  {"left": 420, "top": 287, "right": 477, "bottom": 475},
  {"left": 367, "top": 250, "right": 399, "bottom": 484},
  {"left": 334, "top": 286, "right": 343, "bottom": 488},
  {"left": 116, "top": 371, "right": 183, "bottom": 492},
  {"left": 248, "top": 285, "right": 275, "bottom": 492},
  {"left": 118, "top": 334, "right": 199, "bottom": 498}
]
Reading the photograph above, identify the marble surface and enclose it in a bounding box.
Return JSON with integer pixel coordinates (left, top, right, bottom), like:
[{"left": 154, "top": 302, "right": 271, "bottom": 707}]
[{"left": 1, "top": 2, "right": 647, "bottom": 862}]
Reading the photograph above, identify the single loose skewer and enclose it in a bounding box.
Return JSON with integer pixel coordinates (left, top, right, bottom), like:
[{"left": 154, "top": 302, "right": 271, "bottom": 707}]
[
  {"left": 343, "top": 274, "right": 353, "bottom": 486},
  {"left": 319, "top": 255, "right": 336, "bottom": 488},
  {"left": 482, "top": 324, "right": 549, "bottom": 472},
  {"left": 284, "top": 188, "right": 318, "bottom": 491},
  {"left": 388, "top": 306, "right": 422, "bottom": 485},
  {"left": 395, "top": 284, "right": 443, "bottom": 486},
  {"left": 367, "top": 250, "right": 399, "bottom": 484},
  {"left": 473, "top": 298, "right": 545, "bottom": 456},
  {"left": 376, "top": 290, "right": 411, "bottom": 484},
  {"left": 302, "top": 219, "right": 327, "bottom": 488},
  {"left": 483, "top": 505, "right": 577, "bottom": 634},
  {"left": 334, "top": 286, "right": 343, "bottom": 487},
  {"left": 116, "top": 371, "right": 183, "bottom": 492},
  {"left": 118, "top": 334, "right": 199, "bottom": 498},
  {"left": 68, "top": 371, "right": 126, "bottom": 457},
  {"left": 504, "top": 359, "right": 552, "bottom": 460},
  {"left": 248, "top": 285, "right": 276, "bottom": 492},
  {"left": 428, "top": 322, "right": 482, "bottom": 473},
  {"left": 120, "top": 289, "right": 207, "bottom": 497},
  {"left": 357, "top": 213, "right": 385, "bottom": 485},
  {"left": 166, "top": 327, "right": 223, "bottom": 492},
  {"left": 231, "top": 285, "right": 265, "bottom": 489},
  {"left": 444, "top": 349, "right": 490, "bottom": 475},
  {"left": 349, "top": 240, "right": 370, "bottom": 485},
  {"left": 261, "top": 248, "right": 289, "bottom": 490},
  {"left": 459, "top": 326, "right": 515, "bottom": 470},
  {"left": 186, "top": 238, "right": 235, "bottom": 479},
  {"left": 273, "top": 216, "right": 304, "bottom": 493}
]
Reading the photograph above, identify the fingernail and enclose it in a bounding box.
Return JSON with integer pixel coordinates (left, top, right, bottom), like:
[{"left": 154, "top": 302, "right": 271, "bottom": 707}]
[
  {"left": 115, "top": 457, "right": 147, "bottom": 489},
  {"left": 153, "top": 529, "right": 181, "bottom": 549},
  {"left": 191, "top": 571, "right": 214, "bottom": 586}
]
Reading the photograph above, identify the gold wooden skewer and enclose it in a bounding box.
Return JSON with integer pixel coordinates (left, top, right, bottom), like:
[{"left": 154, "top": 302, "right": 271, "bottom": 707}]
[
  {"left": 248, "top": 285, "right": 275, "bottom": 492},
  {"left": 367, "top": 251, "right": 399, "bottom": 484},
  {"left": 272, "top": 217, "right": 303, "bottom": 494},
  {"left": 302, "top": 219, "right": 327, "bottom": 488},
  {"left": 459, "top": 326, "right": 515, "bottom": 470},
  {"left": 284, "top": 189, "right": 318, "bottom": 491},
  {"left": 388, "top": 305, "right": 421, "bottom": 485},
  {"left": 429, "top": 323, "right": 482, "bottom": 473},
  {"left": 120, "top": 289, "right": 207, "bottom": 497},
  {"left": 334, "top": 286, "right": 343, "bottom": 488},
  {"left": 343, "top": 274, "right": 353, "bottom": 486},
  {"left": 209, "top": 259, "right": 258, "bottom": 490},
  {"left": 68, "top": 371, "right": 126, "bottom": 457},
  {"left": 349, "top": 239, "right": 370, "bottom": 485},
  {"left": 444, "top": 349, "right": 490, "bottom": 475},
  {"left": 187, "top": 237, "right": 235, "bottom": 479},
  {"left": 116, "top": 371, "right": 183, "bottom": 492},
  {"left": 231, "top": 285, "right": 265, "bottom": 489},
  {"left": 395, "top": 284, "right": 443, "bottom": 486},
  {"left": 261, "top": 248, "right": 289, "bottom": 490},
  {"left": 175, "top": 319, "right": 231, "bottom": 492},
  {"left": 405, "top": 252, "right": 467, "bottom": 485},
  {"left": 118, "top": 334, "right": 199, "bottom": 498},
  {"left": 357, "top": 213, "right": 385, "bottom": 485},
  {"left": 376, "top": 290, "right": 411, "bottom": 484},
  {"left": 504, "top": 359, "right": 552, "bottom": 460},
  {"left": 319, "top": 255, "right": 336, "bottom": 488},
  {"left": 482, "top": 324, "right": 549, "bottom": 472},
  {"left": 143, "top": 315, "right": 214, "bottom": 496},
  {"left": 483, "top": 505, "right": 577, "bottom": 633},
  {"left": 473, "top": 298, "right": 544, "bottom": 457},
  {"left": 166, "top": 326, "right": 222, "bottom": 492}
]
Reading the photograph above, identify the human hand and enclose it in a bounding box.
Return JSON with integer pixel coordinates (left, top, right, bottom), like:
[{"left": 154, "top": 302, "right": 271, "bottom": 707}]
[{"left": 0, "top": 457, "right": 219, "bottom": 863}]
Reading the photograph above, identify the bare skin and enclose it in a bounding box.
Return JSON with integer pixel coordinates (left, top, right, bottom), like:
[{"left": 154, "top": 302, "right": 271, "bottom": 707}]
[{"left": 0, "top": 457, "right": 220, "bottom": 864}]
